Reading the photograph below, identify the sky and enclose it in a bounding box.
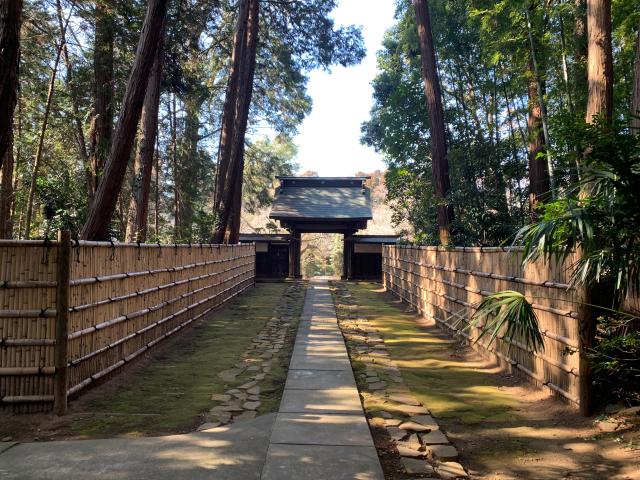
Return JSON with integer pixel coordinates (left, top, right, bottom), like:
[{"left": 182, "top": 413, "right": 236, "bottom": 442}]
[{"left": 292, "top": 0, "right": 397, "bottom": 177}]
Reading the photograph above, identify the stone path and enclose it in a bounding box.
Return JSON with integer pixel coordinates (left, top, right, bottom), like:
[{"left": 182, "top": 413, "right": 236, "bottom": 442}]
[
  {"left": 200, "top": 282, "right": 305, "bottom": 429},
  {"left": 333, "top": 282, "right": 468, "bottom": 479},
  {"left": 261, "top": 278, "right": 384, "bottom": 480}
]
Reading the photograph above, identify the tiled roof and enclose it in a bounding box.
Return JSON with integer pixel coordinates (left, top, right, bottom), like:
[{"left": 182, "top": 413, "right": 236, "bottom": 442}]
[{"left": 270, "top": 178, "right": 373, "bottom": 221}]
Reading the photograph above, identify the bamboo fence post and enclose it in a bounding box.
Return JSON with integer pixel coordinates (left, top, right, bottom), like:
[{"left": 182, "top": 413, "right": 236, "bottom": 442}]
[{"left": 54, "top": 230, "right": 71, "bottom": 415}]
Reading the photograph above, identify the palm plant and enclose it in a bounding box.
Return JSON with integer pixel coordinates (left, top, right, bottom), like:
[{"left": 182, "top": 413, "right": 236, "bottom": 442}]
[{"left": 470, "top": 118, "right": 640, "bottom": 353}]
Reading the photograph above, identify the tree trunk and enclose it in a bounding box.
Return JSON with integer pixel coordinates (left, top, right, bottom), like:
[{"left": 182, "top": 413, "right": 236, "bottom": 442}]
[
  {"left": 213, "top": 0, "right": 259, "bottom": 244},
  {"left": 525, "top": 3, "right": 554, "bottom": 197},
  {"left": 0, "top": 131, "right": 14, "bottom": 238},
  {"left": 413, "top": 0, "right": 454, "bottom": 245},
  {"left": 81, "top": 0, "right": 169, "bottom": 241},
  {"left": 631, "top": 24, "right": 640, "bottom": 134},
  {"left": 170, "top": 93, "right": 181, "bottom": 240},
  {"left": 579, "top": 0, "right": 614, "bottom": 418},
  {"left": 88, "top": 0, "right": 115, "bottom": 204},
  {"left": 125, "top": 26, "right": 164, "bottom": 243},
  {"left": 0, "top": 0, "right": 22, "bottom": 170},
  {"left": 24, "top": 42, "right": 64, "bottom": 239},
  {"left": 585, "top": 0, "right": 613, "bottom": 123},
  {"left": 574, "top": 0, "right": 588, "bottom": 115},
  {"left": 213, "top": 0, "right": 250, "bottom": 221},
  {"left": 527, "top": 61, "right": 551, "bottom": 221}
]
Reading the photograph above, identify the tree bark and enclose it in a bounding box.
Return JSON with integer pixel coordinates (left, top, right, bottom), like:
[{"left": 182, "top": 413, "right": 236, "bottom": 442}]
[
  {"left": 213, "top": 0, "right": 250, "bottom": 221},
  {"left": 88, "top": 0, "right": 115, "bottom": 204},
  {"left": 125, "top": 26, "right": 165, "bottom": 243},
  {"left": 631, "top": 23, "right": 640, "bottom": 134},
  {"left": 413, "top": 0, "right": 454, "bottom": 245},
  {"left": 213, "top": 0, "right": 259, "bottom": 244},
  {"left": 585, "top": 0, "right": 613, "bottom": 123},
  {"left": 81, "top": 0, "right": 169, "bottom": 241},
  {"left": 225, "top": 0, "right": 260, "bottom": 244},
  {"left": 527, "top": 60, "right": 551, "bottom": 221},
  {"left": 0, "top": 131, "right": 14, "bottom": 238},
  {"left": 0, "top": 0, "right": 22, "bottom": 170},
  {"left": 574, "top": 0, "right": 588, "bottom": 115}
]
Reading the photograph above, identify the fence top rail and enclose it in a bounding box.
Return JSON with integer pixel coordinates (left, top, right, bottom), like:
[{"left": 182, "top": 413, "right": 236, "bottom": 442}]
[
  {"left": 385, "top": 245, "right": 525, "bottom": 253},
  {"left": 0, "top": 239, "right": 255, "bottom": 248}
]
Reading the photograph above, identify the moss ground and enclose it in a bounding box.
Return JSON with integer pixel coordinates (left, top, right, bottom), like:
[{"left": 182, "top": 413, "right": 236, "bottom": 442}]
[
  {"left": 336, "top": 281, "right": 639, "bottom": 480},
  {"left": 0, "top": 281, "right": 306, "bottom": 441}
]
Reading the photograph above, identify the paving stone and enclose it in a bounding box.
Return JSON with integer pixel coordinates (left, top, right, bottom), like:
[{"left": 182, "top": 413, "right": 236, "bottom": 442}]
[
  {"left": 243, "top": 401, "right": 261, "bottom": 410},
  {"left": 401, "top": 458, "right": 437, "bottom": 475},
  {"left": 387, "top": 393, "right": 421, "bottom": 406},
  {"left": 437, "top": 461, "right": 468, "bottom": 479},
  {"left": 410, "top": 415, "right": 439, "bottom": 431},
  {"left": 247, "top": 395, "right": 260, "bottom": 401},
  {"left": 196, "top": 422, "right": 220, "bottom": 431},
  {"left": 271, "top": 413, "right": 374, "bottom": 447},
  {"left": 396, "top": 443, "right": 424, "bottom": 458},
  {"left": 246, "top": 386, "right": 261, "bottom": 395},
  {"left": 386, "top": 426, "right": 408, "bottom": 441},
  {"left": 238, "top": 380, "right": 258, "bottom": 390},
  {"left": 233, "top": 410, "right": 258, "bottom": 422},
  {"left": 390, "top": 403, "right": 430, "bottom": 415},
  {"left": 399, "top": 420, "right": 432, "bottom": 433},
  {"left": 210, "top": 394, "right": 231, "bottom": 402},
  {"left": 427, "top": 444, "right": 459, "bottom": 461},
  {"left": 384, "top": 418, "right": 402, "bottom": 427},
  {"left": 218, "top": 368, "right": 242, "bottom": 382},
  {"left": 420, "top": 429, "right": 449, "bottom": 445}
]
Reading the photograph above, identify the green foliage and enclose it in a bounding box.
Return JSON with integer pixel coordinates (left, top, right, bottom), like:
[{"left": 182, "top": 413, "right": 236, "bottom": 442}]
[
  {"left": 243, "top": 136, "right": 298, "bottom": 214},
  {"left": 517, "top": 118, "right": 640, "bottom": 308},
  {"left": 470, "top": 290, "right": 545, "bottom": 352},
  {"left": 590, "top": 316, "right": 640, "bottom": 405}
]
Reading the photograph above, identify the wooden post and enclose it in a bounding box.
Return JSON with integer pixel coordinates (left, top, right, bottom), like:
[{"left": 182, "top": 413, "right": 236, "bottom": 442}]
[
  {"left": 288, "top": 230, "right": 301, "bottom": 279},
  {"left": 578, "top": 284, "right": 595, "bottom": 416},
  {"left": 54, "top": 230, "right": 71, "bottom": 415}
]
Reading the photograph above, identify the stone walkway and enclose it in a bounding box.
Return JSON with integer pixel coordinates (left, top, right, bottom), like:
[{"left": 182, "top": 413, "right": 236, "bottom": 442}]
[{"left": 261, "top": 278, "right": 384, "bottom": 480}]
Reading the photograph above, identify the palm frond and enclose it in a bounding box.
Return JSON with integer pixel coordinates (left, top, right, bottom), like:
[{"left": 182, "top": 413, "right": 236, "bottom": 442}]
[{"left": 470, "top": 290, "right": 545, "bottom": 353}]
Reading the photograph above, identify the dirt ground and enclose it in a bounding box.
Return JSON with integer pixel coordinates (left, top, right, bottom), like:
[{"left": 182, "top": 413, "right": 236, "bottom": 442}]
[{"left": 343, "top": 282, "right": 640, "bottom": 480}]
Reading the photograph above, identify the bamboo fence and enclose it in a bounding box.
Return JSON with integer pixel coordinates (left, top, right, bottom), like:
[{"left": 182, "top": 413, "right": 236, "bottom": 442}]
[
  {"left": 383, "top": 245, "right": 584, "bottom": 407},
  {"left": 0, "top": 234, "right": 255, "bottom": 412}
]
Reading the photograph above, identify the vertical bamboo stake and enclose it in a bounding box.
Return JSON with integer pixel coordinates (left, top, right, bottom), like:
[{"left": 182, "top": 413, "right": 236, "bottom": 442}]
[{"left": 54, "top": 230, "right": 70, "bottom": 415}]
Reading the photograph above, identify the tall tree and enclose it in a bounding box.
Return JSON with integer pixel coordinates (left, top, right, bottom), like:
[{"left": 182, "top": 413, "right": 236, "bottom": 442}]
[
  {"left": 631, "top": 22, "right": 640, "bottom": 133},
  {"left": 585, "top": 0, "right": 613, "bottom": 123},
  {"left": 81, "top": 0, "right": 169, "bottom": 240},
  {"left": 0, "top": 131, "right": 13, "bottom": 238},
  {"left": 222, "top": 0, "right": 260, "bottom": 244},
  {"left": 88, "top": 0, "right": 115, "bottom": 203},
  {"left": 413, "top": 0, "right": 454, "bottom": 245},
  {"left": 527, "top": 60, "right": 551, "bottom": 219},
  {"left": 212, "top": 0, "right": 250, "bottom": 243},
  {"left": 0, "top": 0, "right": 22, "bottom": 169},
  {"left": 125, "top": 25, "right": 165, "bottom": 242}
]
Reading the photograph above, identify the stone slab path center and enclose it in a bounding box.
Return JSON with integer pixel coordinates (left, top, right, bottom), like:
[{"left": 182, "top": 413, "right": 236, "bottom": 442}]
[{"left": 261, "top": 278, "right": 384, "bottom": 480}]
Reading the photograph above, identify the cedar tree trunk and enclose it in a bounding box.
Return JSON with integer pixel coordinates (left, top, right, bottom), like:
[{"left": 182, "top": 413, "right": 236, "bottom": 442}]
[
  {"left": 585, "top": 0, "right": 613, "bottom": 123},
  {"left": 213, "top": 0, "right": 258, "bottom": 244},
  {"left": 413, "top": 0, "right": 454, "bottom": 245},
  {"left": 125, "top": 26, "right": 164, "bottom": 242},
  {"left": 527, "top": 60, "right": 551, "bottom": 220},
  {"left": 0, "top": 0, "right": 22, "bottom": 170},
  {"left": 81, "top": 0, "right": 169, "bottom": 240}
]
